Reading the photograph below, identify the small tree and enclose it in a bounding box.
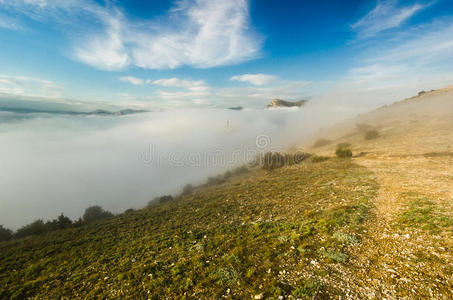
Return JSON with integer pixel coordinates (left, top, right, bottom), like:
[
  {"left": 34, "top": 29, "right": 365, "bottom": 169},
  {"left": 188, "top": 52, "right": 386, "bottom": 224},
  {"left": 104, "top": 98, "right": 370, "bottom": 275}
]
[
  {"left": 15, "top": 220, "right": 47, "bottom": 238},
  {"left": 56, "top": 214, "right": 73, "bottom": 229},
  {"left": 0, "top": 225, "right": 13, "bottom": 242},
  {"left": 83, "top": 206, "right": 113, "bottom": 223}
]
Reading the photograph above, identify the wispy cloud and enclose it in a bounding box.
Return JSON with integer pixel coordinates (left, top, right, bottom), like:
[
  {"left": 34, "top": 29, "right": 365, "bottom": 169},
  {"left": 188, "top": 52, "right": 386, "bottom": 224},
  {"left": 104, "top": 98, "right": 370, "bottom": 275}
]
[
  {"left": 0, "top": 13, "right": 23, "bottom": 30},
  {"left": 3, "top": 0, "right": 262, "bottom": 70},
  {"left": 352, "top": 0, "right": 428, "bottom": 38},
  {"left": 321, "top": 18, "right": 453, "bottom": 110},
  {"left": 231, "top": 74, "right": 278, "bottom": 86},
  {"left": 0, "top": 75, "right": 63, "bottom": 97},
  {"left": 119, "top": 76, "right": 145, "bottom": 85},
  {"left": 153, "top": 78, "right": 208, "bottom": 90}
]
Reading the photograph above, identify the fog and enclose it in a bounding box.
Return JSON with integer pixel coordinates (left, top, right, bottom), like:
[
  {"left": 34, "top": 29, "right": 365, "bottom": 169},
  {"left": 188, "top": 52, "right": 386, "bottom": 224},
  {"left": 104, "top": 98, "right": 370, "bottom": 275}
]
[{"left": 0, "top": 105, "right": 359, "bottom": 229}]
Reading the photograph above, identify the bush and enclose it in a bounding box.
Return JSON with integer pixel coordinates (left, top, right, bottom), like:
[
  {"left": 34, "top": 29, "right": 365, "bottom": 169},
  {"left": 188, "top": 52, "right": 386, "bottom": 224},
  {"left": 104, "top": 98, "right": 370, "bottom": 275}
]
[
  {"left": 261, "top": 152, "right": 308, "bottom": 170},
  {"left": 182, "top": 184, "right": 194, "bottom": 195},
  {"left": 365, "top": 129, "right": 379, "bottom": 140},
  {"left": 336, "top": 148, "right": 352, "bottom": 158},
  {"left": 42, "top": 214, "right": 72, "bottom": 232},
  {"left": 313, "top": 138, "right": 332, "bottom": 148},
  {"left": 15, "top": 220, "right": 47, "bottom": 238},
  {"left": 82, "top": 206, "right": 113, "bottom": 223},
  {"left": 335, "top": 143, "right": 352, "bottom": 158},
  {"left": 0, "top": 225, "right": 13, "bottom": 242}
]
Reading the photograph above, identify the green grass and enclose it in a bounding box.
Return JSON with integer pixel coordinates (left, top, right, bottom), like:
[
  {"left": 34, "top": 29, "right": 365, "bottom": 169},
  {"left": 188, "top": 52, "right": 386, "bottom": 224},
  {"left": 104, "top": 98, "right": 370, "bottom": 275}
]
[
  {"left": 397, "top": 193, "right": 453, "bottom": 233},
  {"left": 0, "top": 160, "right": 378, "bottom": 299}
]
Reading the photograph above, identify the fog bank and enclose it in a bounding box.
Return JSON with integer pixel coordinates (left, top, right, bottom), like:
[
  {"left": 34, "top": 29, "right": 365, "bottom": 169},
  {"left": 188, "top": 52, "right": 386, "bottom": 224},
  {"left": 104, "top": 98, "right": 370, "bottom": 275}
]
[{"left": 0, "top": 106, "right": 355, "bottom": 229}]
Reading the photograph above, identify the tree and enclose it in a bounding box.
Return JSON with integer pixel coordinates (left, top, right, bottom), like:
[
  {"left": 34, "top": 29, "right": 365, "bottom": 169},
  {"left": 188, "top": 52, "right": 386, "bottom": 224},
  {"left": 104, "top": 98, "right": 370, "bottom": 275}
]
[
  {"left": 83, "top": 206, "right": 114, "bottom": 223},
  {"left": 55, "top": 213, "right": 72, "bottom": 229},
  {"left": 0, "top": 225, "right": 13, "bottom": 242},
  {"left": 15, "top": 220, "right": 47, "bottom": 238}
]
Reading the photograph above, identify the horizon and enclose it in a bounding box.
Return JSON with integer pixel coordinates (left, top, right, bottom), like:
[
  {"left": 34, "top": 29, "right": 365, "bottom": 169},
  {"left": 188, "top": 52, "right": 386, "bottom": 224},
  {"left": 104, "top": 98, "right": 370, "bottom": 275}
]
[{"left": 1, "top": 0, "right": 453, "bottom": 111}]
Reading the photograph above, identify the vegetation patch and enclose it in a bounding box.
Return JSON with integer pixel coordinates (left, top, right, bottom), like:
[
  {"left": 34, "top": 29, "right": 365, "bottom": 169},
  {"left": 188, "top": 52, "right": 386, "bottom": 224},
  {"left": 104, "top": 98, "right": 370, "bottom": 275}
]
[
  {"left": 396, "top": 194, "right": 453, "bottom": 233},
  {"left": 312, "top": 155, "right": 330, "bottom": 163},
  {"left": 423, "top": 151, "right": 453, "bottom": 158},
  {"left": 335, "top": 143, "right": 353, "bottom": 158}
]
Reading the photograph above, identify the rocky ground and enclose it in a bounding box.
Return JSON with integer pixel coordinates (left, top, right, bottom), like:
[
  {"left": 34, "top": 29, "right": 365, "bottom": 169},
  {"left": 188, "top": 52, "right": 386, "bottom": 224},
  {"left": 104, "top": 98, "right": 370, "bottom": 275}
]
[{"left": 306, "top": 87, "right": 453, "bottom": 299}]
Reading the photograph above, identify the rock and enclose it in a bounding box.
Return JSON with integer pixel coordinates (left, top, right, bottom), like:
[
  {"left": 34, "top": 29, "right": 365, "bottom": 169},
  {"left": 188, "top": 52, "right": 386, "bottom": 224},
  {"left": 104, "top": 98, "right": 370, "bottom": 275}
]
[
  {"left": 266, "top": 98, "right": 307, "bottom": 108},
  {"left": 254, "top": 293, "right": 263, "bottom": 299}
]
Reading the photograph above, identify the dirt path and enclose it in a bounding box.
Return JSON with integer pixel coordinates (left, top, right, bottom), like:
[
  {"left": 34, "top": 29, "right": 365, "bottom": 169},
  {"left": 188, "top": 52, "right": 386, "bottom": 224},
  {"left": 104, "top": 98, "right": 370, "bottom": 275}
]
[{"left": 343, "top": 153, "right": 453, "bottom": 299}]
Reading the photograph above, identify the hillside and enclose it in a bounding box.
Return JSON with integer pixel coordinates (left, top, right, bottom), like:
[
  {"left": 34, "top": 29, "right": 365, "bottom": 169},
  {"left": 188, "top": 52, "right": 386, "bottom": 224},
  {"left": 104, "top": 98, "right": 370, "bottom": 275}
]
[
  {"left": 0, "top": 160, "right": 377, "bottom": 299},
  {"left": 305, "top": 86, "right": 453, "bottom": 298},
  {"left": 1, "top": 87, "right": 452, "bottom": 299}
]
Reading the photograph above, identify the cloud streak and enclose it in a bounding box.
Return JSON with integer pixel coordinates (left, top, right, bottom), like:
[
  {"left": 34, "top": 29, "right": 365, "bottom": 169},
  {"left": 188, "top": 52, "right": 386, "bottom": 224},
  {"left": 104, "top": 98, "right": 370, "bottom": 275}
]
[
  {"left": 119, "top": 76, "right": 145, "bottom": 85},
  {"left": 352, "top": 0, "right": 427, "bottom": 38},
  {"left": 0, "top": 75, "right": 63, "bottom": 97},
  {"left": 231, "top": 74, "right": 278, "bottom": 86}
]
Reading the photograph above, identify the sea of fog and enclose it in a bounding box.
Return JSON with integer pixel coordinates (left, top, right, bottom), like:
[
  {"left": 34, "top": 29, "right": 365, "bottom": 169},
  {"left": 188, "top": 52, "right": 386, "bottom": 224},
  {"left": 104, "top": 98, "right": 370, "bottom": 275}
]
[{"left": 0, "top": 106, "right": 356, "bottom": 229}]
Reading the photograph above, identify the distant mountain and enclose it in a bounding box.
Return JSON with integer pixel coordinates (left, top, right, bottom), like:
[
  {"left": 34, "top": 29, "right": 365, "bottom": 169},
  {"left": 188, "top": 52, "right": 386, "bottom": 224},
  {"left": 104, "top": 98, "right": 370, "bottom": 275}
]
[
  {"left": 266, "top": 98, "right": 307, "bottom": 108},
  {"left": 0, "top": 107, "right": 147, "bottom": 116}
]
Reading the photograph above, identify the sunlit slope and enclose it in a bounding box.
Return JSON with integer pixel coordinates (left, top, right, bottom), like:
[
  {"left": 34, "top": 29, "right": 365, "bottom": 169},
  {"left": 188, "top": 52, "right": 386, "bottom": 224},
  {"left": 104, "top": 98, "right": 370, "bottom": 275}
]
[
  {"left": 305, "top": 86, "right": 453, "bottom": 298},
  {"left": 309, "top": 85, "right": 453, "bottom": 155},
  {"left": 0, "top": 160, "right": 377, "bottom": 299}
]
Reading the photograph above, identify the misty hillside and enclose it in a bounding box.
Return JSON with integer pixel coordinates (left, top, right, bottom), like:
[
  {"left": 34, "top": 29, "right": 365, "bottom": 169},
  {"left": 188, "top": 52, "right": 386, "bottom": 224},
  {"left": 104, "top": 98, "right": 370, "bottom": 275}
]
[{"left": 1, "top": 87, "right": 453, "bottom": 299}]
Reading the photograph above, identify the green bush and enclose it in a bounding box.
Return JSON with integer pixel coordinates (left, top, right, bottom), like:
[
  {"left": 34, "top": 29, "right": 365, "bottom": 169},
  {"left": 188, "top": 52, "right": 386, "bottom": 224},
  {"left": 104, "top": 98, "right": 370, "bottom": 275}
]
[
  {"left": 335, "top": 148, "right": 352, "bottom": 158},
  {"left": 82, "top": 206, "right": 113, "bottom": 223},
  {"left": 335, "top": 143, "right": 352, "bottom": 158},
  {"left": 364, "top": 129, "right": 379, "bottom": 140},
  {"left": 261, "top": 152, "right": 308, "bottom": 170},
  {"left": 15, "top": 220, "right": 47, "bottom": 238}
]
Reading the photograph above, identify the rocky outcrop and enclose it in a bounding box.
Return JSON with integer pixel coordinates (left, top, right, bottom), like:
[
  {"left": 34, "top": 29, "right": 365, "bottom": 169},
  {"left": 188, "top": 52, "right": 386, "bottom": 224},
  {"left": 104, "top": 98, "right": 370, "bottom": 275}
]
[{"left": 266, "top": 98, "right": 307, "bottom": 108}]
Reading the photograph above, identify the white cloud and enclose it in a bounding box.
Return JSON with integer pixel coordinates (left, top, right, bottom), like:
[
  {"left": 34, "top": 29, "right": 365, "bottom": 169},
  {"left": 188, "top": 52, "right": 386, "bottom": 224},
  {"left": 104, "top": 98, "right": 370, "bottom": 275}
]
[
  {"left": 128, "top": 0, "right": 261, "bottom": 69},
  {"left": 119, "top": 76, "right": 145, "bottom": 85},
  {"left": 352, "top": 0, "right": 427, "bottom": 38},
  {"left": 4, "top": 0, "right": 262, "bottom": 70},
  {"left": 231, "top": 74, "right": 278, "bottom": 86},
  {"left": 153, "top": 78, "right": 207, "bottom": 89},
  {"left": 0, "top": 75, "right": 63, "bottom": 97},
  {"left": 76, "top": 16, "right": 130, "bottom": 71}
]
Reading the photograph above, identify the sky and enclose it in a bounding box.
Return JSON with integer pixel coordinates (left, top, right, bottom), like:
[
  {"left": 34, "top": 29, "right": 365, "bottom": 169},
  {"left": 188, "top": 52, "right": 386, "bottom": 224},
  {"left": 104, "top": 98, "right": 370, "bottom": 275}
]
[{"left": 1, "top": 0, "right": 453, "bottom": 110}]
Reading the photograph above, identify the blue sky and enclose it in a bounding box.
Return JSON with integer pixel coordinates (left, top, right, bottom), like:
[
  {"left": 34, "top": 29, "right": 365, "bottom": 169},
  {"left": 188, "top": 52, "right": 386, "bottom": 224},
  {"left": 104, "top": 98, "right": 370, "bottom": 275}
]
[{"left": 1, "top": 0, "right": 453, "bottom": 110}]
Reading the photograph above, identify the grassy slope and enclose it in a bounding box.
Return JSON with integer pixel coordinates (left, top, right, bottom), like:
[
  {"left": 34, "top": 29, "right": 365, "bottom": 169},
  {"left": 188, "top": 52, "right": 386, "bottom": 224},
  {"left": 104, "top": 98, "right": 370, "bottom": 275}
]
[{"left": 0, "top": 159, "right": 378, "bottom": 299}]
